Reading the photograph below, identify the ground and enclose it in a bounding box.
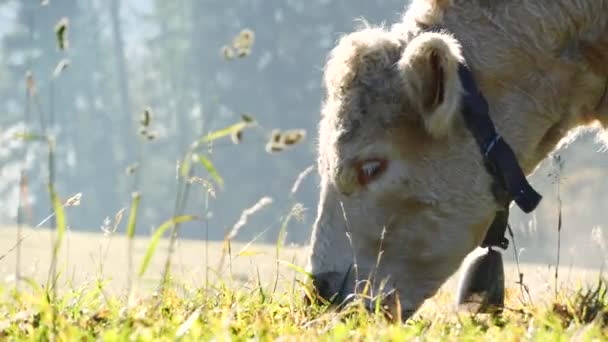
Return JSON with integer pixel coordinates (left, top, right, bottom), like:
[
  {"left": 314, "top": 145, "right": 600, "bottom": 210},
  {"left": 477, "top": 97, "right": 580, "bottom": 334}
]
[{"left": 0, "top": 226, "right": 606, "bottom": 340}]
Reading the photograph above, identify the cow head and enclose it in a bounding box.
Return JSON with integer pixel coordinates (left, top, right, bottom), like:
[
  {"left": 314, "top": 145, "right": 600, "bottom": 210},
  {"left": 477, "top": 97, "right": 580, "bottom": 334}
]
[{"left": 305, "top": 25, "right": 501, "bottom": 318}]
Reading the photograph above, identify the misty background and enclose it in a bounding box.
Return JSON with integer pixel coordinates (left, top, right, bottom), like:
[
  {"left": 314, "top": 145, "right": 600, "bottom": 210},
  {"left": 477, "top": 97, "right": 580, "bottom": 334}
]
[{"left": 0, "top": 0, "right": 607, "bottom": 269}]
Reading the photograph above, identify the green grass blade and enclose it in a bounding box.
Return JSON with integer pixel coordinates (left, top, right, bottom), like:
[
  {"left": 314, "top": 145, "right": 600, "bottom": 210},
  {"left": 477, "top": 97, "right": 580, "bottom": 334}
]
[
  {"left": 194, "top": 120, "right": 254, "bottom": 147},
  {"left": 13, "top": 132, "right": 48, "bottom": 142},
  {"left": 138, "top": 215, "right": 197, "bottom": 277},
  {"left": 20, "top": 276, "right": 44, "bottom": 295},
  {"left": 126, "top": 192, "right": 141, "bottom": 239},
  {"left": 275, "top": 211, "right": 294, "bottom": 263},
  {"left": 277, "top": 259, "right": 313, "bottom": 279},
  {"left": 195, "top": 154, "right": 224, "bottom": 187},
  {"left": 180, "top": 152, "right": 193, "bottom": 179},
  {"left": 257, "top": 266, "right": 266, "bottom": 304},
  {"left": 49, "top": 186, "right": 66, "bottom": 256}
]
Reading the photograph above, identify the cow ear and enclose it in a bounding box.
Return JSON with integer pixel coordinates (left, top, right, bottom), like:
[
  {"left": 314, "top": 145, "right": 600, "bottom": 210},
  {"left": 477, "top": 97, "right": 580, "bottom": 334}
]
[{"left": 397, "top": 32, "right": 464, "bottom": 138}]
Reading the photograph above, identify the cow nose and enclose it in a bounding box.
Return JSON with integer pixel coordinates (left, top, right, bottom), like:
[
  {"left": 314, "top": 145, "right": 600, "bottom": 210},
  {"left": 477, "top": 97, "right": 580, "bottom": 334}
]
[
  {"left": 312, "top": 272, "right": 340, "bottom": 303},
  {"left": 305, "top": 271, "right": 348, "bottom": 306}
]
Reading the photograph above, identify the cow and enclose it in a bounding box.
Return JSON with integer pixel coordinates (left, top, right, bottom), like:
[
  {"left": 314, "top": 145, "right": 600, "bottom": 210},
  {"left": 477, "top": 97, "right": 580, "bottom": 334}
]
[{"left": 304, "top": 0, "right": 608, "bottom": 320}]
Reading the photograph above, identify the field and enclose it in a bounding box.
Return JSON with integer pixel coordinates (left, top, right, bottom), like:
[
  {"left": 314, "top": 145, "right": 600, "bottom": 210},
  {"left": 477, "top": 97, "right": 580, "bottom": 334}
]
[{"left": 0, "top": 225, "right": 607, "bottom": 340}]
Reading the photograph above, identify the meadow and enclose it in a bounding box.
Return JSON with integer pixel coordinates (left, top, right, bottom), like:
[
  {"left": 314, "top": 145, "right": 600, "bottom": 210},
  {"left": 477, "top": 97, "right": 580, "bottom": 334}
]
[{"left": 0, "top": 224, "right": 606, "bottom": 340}]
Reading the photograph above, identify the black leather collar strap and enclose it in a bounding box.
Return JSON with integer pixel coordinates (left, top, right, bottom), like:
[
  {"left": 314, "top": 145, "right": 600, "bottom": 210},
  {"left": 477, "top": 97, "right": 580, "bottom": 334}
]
[
  {"left": 457, "top": 63, "right": 543, "bottom": 214},
  {"left": 480, "top": 207, "right": 510, "bottom": 249},
  {"left": 416, "top": 24, "right": 542, "bottom": 250}
]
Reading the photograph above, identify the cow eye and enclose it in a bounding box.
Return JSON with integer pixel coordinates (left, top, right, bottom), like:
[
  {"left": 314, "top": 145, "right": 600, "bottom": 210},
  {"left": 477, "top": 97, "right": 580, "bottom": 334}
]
[{"left": 356, "top": 158, "right": 388, "bottom": 186}]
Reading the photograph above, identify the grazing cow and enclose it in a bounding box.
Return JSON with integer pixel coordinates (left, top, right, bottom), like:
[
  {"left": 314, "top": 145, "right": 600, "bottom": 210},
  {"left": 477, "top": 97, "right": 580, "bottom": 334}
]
[{"left": 305, "top": 0, "right": 608, "bottom": 320}]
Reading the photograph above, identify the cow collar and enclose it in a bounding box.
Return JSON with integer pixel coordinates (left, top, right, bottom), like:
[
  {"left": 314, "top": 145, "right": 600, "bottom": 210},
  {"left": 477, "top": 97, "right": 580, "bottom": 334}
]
[
  {"left": 417, "top": 23, "right": 542, "bottom": 249},
  {"left": 457, "top": 62, "right": 542, "bottom": 249},
  {"left": 457, "top": 63, "right": 542, "bottom": 214}
]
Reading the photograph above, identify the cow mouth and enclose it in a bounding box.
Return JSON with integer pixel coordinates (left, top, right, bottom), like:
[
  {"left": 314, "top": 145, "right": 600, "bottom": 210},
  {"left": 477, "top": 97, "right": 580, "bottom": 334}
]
[
  {"left": 306, "top": 266, "right": 419, "bottom": 321},
  {"left": 307, "top": 265, "right": 354, "bottom": 306}
]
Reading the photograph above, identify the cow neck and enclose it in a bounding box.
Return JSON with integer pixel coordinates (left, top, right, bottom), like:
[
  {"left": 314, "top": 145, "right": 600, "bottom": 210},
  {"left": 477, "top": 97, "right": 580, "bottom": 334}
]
[{"left": 416, "top": 24, "right": 543, "bottom": 250}]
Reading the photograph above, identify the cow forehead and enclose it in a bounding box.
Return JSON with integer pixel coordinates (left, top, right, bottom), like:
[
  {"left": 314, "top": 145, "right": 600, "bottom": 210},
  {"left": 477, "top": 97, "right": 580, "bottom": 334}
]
[{"left": 323, "top": 27, "right": 403, "bottom": 99}]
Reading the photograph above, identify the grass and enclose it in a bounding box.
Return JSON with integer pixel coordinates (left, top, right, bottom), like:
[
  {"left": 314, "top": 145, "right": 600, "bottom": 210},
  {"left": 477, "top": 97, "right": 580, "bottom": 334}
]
[
  {"left": 0, "top": 226, "right": 607, "bottom": 341},
  {"left": 0, "top": 263, "right": 607, "bottom": 341}
]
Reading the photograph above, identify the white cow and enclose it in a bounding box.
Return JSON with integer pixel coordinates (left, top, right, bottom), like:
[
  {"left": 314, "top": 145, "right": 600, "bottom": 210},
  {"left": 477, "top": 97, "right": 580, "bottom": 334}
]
[{"left": 305, "top": 0, "right": 608, "bottom": 319}]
